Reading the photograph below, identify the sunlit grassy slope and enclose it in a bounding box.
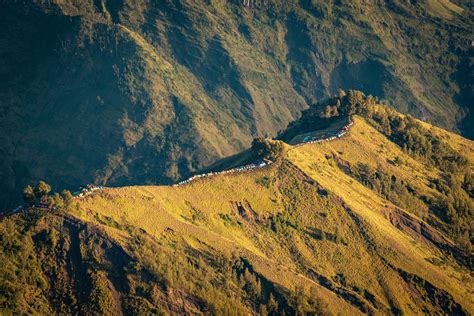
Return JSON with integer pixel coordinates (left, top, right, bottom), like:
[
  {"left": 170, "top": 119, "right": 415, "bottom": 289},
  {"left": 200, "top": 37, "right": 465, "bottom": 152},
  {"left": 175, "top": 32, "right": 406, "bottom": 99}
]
[
  {"left": 2, "top": 0, "right": 473, "bottom": 213},
  {"left": 69, "top": 116, "right": 473, "bottom": 314}
]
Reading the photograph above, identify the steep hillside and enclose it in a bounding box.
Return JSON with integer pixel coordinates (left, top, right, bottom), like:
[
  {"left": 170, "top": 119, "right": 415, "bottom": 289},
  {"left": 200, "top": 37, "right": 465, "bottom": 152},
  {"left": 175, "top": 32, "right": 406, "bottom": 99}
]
[
  {"left": 281, "top": 90, "right": 473, "bottom": 252},
  {"left": 1, "top": 0, "right": 473, "bottom": 211},
  {"left": 2, "top": 105, "right": 472, "bottom": 314}
]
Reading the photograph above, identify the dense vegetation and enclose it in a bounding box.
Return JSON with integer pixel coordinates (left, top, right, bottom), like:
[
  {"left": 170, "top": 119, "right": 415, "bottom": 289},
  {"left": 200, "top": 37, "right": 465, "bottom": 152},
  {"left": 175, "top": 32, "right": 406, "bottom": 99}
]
[
  {"left": 1, "top": 0, "right": 472, "bottom": 212},
  {"left": 349, "top": 162, "right": 427, "bottom": 215},
  {"left": 251, "top": 138, "right": 286, "bottom": 162},
  {"left": 0, "top": 173, "right": 339, "bottom": 315},
  {"left": 1, "top": 1, "right": 473, "bottom": 312},
  {"left": 1, "top": 110, "right": 473, "bottom": 314},
  {"left": 288, "top": 89, "right": 473, "bottom": 254}
]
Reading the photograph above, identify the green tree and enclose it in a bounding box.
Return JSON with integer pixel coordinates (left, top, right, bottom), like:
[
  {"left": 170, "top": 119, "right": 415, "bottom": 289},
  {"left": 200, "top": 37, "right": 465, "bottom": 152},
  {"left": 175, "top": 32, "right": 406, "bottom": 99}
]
[
  {"left": 320, "top": 231, "right": 327, "bottom": 241},
  {"left": 61, "top": 190, "right": 74, "bottom": 206},
  {"left": 243, "top": 269, "right": 262, "bottom": 299},
  {"left": 308, "top": 287, "right": 329, "bottom": 314},
  {"left": 267, "top": 293, "right": 279, "bottom": 314},
  {"left": 355, "top": 163, "right": 374, "bottom": 187},
  {"left": 34, "top": 181, "right": 51, "bottom": 198},
  {"left": 22, "top": 185, "right": 35, "bottom": 202},
  {"left": 292, "top": 286, "right": 309, "bottom": 315},
  {"left": 346, "top": 90, "right": 366, "bottom": 116},
  {"left": 463, "top": 173, "right": 474, "bottom": 198},
  {"left": 335, "top": 227, "right": 342, "bottom": 244}
]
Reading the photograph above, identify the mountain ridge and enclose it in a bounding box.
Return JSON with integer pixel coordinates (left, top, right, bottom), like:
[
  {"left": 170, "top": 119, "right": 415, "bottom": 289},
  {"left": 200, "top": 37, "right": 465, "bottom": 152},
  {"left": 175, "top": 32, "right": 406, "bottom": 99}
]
[
  {"left": 1, "top": 0, "right": 473, "bottom": 211},
  {"left": 1, "top": 95, "right": 473, "bottom": 314}
]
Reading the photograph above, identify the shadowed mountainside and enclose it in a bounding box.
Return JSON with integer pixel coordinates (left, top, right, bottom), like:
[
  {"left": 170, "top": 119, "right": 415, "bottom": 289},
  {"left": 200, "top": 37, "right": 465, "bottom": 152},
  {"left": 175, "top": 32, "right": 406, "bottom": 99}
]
[{"left": 1, "top": 0, "right": 472, "bottom": 212}]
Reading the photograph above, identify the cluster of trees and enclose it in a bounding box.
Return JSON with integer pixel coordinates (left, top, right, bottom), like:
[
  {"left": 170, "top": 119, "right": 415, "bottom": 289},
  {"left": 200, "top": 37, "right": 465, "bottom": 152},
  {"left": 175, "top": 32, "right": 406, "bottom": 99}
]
[
  {"left": 370, "top": 111, "right": 468, "bottom": 173},
  {"left": 256, "top": 176, "right": 273, "bottom": 188},
  {"left": 290, "top": 286, "right": 329, "bottom": 315},
  {"left": 269, "top": 212, "right": 299, "bottom": 233},
  {"left": 22, "top": 181, "right": 73, "bottom": 210},
  {"left": 351, "top": 162, "right": 428, "bottom": 216},
  {"left": 356, "top": 99, "right": 472, "bottom": 252},
  {"left": 328, "top": 89, "right": 470, "bottom": 165},
  {"left": 306, "top": 90, "right": 473, "bottom": 252},
  {"left": 234, "top": 264, "right": 282, "bottom": 314},
  {"left": 347, "top": 161, "right": 472, "bottom": 253},
  {"left": 0, "top": 217, "right": 51, "bottom": 314},
  {"left": 87, "top": 271, "right": 115, "bottom": 314},
  {"left": 463, "top": 173, "right": 474, "bottom": 198},
  {"left": 235, "top": 262, "right": 328, "bottom": 315},
  {"left": 251, "top": 138, "right": 286, "bottom": 162},
  {"left": 22, "top": 181, "right": 51, "bottom": 203},
  {"left": 278, "top": 89, "right": 370, "bottom": 141},
  {"left": 329, "top": 90, "right": 467, "bottom": 173},
  {"left": 283, "top": 88, "right": 467, "bottom": 173},
  {"left": 430, "top": 174, "right": 473, "bottom": 251},
  {"left": 130, "top": 226, "right": 330, "bottom": 315}
]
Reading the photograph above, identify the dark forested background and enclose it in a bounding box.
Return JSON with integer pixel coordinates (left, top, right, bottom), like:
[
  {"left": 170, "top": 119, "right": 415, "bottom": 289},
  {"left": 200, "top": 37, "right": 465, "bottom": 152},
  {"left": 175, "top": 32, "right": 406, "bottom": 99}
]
[{"left": 0, "top": 0, "right": 472, "bottom": 210}]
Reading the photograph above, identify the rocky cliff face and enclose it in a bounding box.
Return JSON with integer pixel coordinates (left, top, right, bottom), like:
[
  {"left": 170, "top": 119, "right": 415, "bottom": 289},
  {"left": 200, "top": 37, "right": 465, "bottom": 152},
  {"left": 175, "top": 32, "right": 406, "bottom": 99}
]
[{"left": 1, "top": 0, "right": 472, "bottom": 210}]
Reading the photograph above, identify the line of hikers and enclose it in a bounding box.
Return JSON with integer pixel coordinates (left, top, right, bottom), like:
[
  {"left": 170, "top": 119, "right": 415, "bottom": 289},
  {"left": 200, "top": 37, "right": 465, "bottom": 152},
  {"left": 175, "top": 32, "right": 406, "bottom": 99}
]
[
  {"left": 294, "top": 119, "right": 354, "bottom": 148},
  {"left": 174, "top": 160, "right": 272, "bottom": 186},
  {"left": 4, "top": 120, "right": 355, "bottom": 215},
  {"left": 175, "top": 119, "right": 354, "bottom": 187},
  {"left": 73, "top": 184, "right": 104, "bottom": 198},
  {"left": 4, "top": 184, "right": 106, "bottom": 217}
]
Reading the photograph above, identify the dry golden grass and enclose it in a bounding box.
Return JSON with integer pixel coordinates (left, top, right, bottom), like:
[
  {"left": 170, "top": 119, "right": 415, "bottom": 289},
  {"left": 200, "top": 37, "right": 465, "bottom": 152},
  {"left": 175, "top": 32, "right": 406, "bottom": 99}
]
[
  {"left": 288, "top": 117, "right": 473, "bottom": 312},
  {"left": 424, "top": 0, "right": 464, "bottom": 19},
  {"left": 73, "top": 116, "right": 473, "bottom": 314},
  {"left": 77, "top": 168, "right": 363, "bottom": 314}
]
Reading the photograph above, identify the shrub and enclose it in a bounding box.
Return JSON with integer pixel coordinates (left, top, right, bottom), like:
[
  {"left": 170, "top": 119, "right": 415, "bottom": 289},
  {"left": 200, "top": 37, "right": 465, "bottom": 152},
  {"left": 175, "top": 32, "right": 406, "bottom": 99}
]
[
  {"left": 256, "top": 176, "right": 272, "bottom": 188},
  {"left": 251, "top": 138, "right": 285, "bottom": 162},
  {"left": 270, "top": 212, "right": 298, "bottom": 233}
]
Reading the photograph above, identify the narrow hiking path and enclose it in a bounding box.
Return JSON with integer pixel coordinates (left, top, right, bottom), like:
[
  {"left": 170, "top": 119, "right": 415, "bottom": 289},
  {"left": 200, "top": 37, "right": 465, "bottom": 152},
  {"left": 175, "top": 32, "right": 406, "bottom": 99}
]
[
  {"left": 3, "top": 119, "right": 355, "bottom": 215},
  {"left": 174, "top": 119, "right": 354, "bottom": 187}
]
